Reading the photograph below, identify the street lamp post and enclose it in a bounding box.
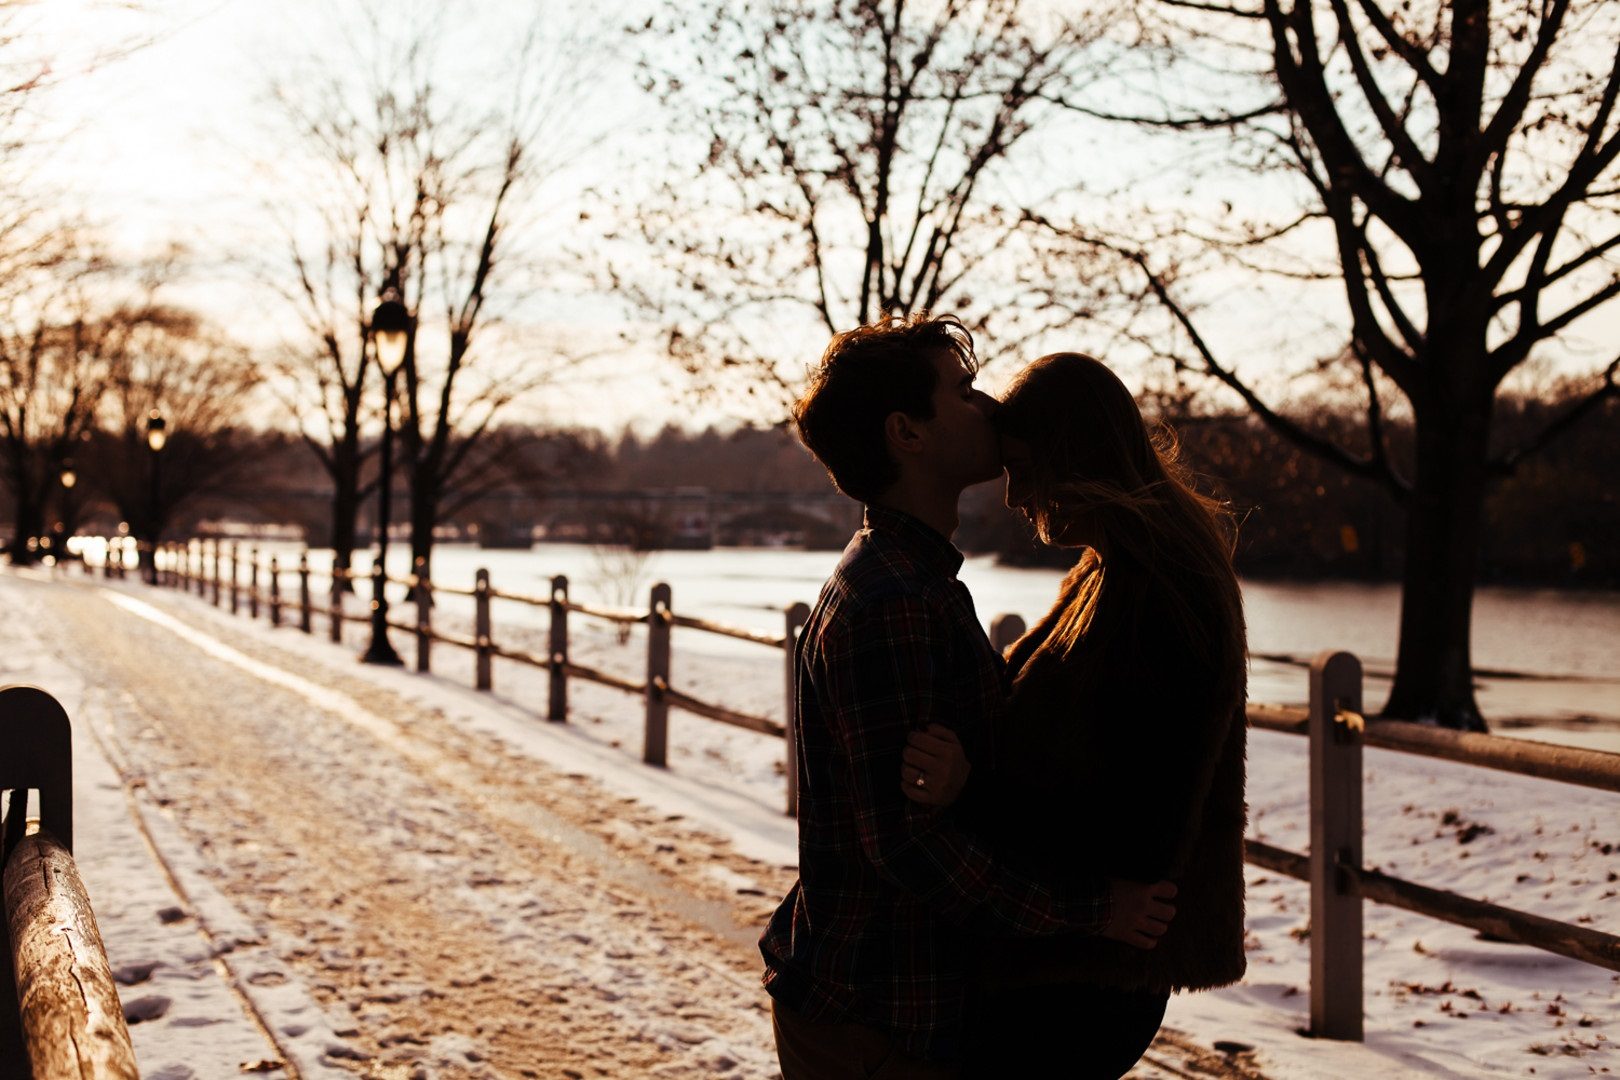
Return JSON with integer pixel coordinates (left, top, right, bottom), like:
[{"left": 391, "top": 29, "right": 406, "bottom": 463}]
[
  {"left": 55, "top": 458, "right": 77, "bottom": 573},
  {"left": 145, "top": 412, "right": 167, "bottom": 585},
  {"left": 361, "top": 294, "right": 410, "bottom": 666}
]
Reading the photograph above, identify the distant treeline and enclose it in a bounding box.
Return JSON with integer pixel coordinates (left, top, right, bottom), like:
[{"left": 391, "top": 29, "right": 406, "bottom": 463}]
[
  {"left": 588, "top": 390, "right": 1619, "bottom": 588},
  {"left": 20, "top": 388, "right": 1611, "bottom": 588}
]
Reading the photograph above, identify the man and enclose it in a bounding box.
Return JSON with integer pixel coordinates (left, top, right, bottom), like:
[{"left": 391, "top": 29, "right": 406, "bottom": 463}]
[{"left": 761, "top": 313, "right": 1177, "bottom": 1078}]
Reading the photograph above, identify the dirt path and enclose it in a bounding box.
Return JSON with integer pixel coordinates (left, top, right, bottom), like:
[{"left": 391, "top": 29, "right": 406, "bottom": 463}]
[{"left": 24, "top": 574, "right": 1263, "bottom": 1079}]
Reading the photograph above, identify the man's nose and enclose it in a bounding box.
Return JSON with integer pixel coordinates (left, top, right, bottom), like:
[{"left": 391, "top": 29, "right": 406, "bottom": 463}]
[{"left": 971, "top": 389, "right": 999, "bottom": 416}]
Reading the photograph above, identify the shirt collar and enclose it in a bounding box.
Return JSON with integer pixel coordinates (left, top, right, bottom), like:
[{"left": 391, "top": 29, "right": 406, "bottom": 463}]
[{"left": 863, "top": 504, "right": 965, "bottom": 579}]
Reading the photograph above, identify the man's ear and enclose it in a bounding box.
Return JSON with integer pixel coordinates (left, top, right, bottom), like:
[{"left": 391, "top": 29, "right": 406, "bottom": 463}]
[{"left": 883, "top": 411, "right": 925, "bottom": 458}]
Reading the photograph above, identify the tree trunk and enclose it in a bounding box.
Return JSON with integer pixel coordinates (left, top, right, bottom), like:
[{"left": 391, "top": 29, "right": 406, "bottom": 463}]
[
  {"left": 409, "top": 469, "right": 438, "bottom": 587},
  {"left": 330, "top": 467, "right": 360, "bottom": 595},
  {"left": 7, "top": 488, "right": 43, "bottom": 566},
  {"left": 1383, "top": 394, "right": 1492, "bottom": 732}
]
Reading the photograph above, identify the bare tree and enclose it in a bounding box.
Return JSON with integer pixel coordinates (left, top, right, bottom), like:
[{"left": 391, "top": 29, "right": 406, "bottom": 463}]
[
  {"left": 0, "top": 255, "right": 109, "bottom": 563},
  {"left": 90, "top": 303, "right": 261, "bottom": 577},
  {"left": 264, "top": 5, "right": 605, "bottom": 583},
  {"left": 618, "top": 0, "right": 1124, "bottom": 408},
  {"left": 260, "top": 193, "right": 381, "bottom": 587},
  {"left": 1041, "top": 0, "right": 1620, "bottom": 730}
]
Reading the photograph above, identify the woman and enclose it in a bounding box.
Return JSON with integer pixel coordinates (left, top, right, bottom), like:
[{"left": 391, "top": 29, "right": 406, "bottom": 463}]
[{"left": 903, "top": 352, "right": 1249, "bottom": 1078}]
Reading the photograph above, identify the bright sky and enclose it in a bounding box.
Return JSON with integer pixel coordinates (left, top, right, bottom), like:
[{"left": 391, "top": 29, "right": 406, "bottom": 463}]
[{"left": 18, "top": 0, "right": 1620, "bottom": 434}]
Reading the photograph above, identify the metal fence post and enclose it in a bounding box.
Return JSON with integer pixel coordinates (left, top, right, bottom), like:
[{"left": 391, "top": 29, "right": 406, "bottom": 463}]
[
  {"left": 298, "top": 551, "right": 312, "bottom": 633},
  {"left": 413, "top": 557, "right": 431, "bottom": 673},
  {"left": 1309, "top": 649, "right": 1365, "bottom": 1041},
  {"left": 989, "top": 613, "right": 1026, "bottom": 655},
  {"left": 249, "top": 548, "right": 260, "bottom": 618},
  {"left": 783, "top": 601, "right": 811, "bottom": 816},
  {"left": 474, "top": 569, "right": 493, "bottom": 691},
  {"left": 269, "top": 556, "right": 283, "bottom": 626},
  {"left": 548, "top": 575, "right": 569, "bottom": 722},
  {"left": 645, "top": 583, "right": 672, "bottom": 767}
]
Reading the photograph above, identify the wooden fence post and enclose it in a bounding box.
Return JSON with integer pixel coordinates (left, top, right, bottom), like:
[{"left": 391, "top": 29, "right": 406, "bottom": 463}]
[
  {"left": 229, "top": 543, "right": 239, "bottom": 613},
  {"left": 989, "top": 613, "right": 1026, "bottom": 655},
  {"left": 0, "top": 686, "right": 139, "bottom": 1078},
  {"left": 269, "top": 556, "right": 282, "bottom": 626},
  {"left": 783, "top": 601, "right": 811, "bottom": 816},
  {"left": 298, "top": 552, "right": 312, "bottom": 633},
  {"left": 249, "top": 548, "right": 260, "bottom": 618},
  {"left": 191, "top": 541, "right": 202, "bottom": 594},
  {"left": 645, "top": 583, "right": 672, "bottom": 767},
  {"left": 329, "top": 570, "right": 343, "bottom": 644},
  {"left": 474, "top": 568, "right": 493, "bottom": 691},
  {"left": 211, "top": 540, "right": 222, "bottom": 606},
  {"left": 413, "top": 557, "right": 431, "bottom": 673},
  {"left": 1309, "top": 649, "right": 1365, "bottom": 1041},
  {"left": 548, "top": 575, "right": 569, "bottom": 722},
  {"left": 0, "top": 685, "right": 74, "bottom": 852}
]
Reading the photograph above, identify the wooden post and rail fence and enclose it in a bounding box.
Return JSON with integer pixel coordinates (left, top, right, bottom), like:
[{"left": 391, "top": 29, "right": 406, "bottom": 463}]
[
  {"left": 1, "top": 685, "right": 139, "bottom": 1079},
  {"left": 81, "top": 537, "right": 1620, "bottom": 1043}
]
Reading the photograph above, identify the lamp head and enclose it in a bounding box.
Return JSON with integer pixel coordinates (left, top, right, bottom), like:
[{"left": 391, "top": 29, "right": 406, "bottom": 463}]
[
  {"left": 146, "top": 411, "right": 167, "bottom": 453},
  {"left": 370, "top": 296, "right": 411, "bottom": 377},
  {"left": 60, "top": 459, "right": 77, "bottom": 489}
]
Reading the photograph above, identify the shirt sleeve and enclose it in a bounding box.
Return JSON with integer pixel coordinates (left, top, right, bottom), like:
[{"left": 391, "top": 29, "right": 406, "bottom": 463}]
[{"left": 818, "top": 593, "right": 1112, "bottom": 937}]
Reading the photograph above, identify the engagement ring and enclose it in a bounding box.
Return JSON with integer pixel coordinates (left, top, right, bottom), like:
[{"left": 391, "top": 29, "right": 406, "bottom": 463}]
[{"left": 914, "top": 776, "right": 927, "bottom": 788}]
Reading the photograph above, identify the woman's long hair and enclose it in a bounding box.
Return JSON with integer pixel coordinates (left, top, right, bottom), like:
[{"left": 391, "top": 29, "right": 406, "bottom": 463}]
[{"left": 996, "top": 353, "right": 1246, "bottom": 684}]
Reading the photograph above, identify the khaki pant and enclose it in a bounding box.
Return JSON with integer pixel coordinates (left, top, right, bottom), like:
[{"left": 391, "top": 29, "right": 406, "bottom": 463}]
[{"left": 771, "top": 999, "right": 960, "bottom": 1080}]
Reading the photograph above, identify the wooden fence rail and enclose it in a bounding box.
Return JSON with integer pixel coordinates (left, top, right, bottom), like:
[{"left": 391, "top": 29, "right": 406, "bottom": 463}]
[
  {"left": 0, "top": 685, "right": 139, "bottom": 1079},
  {"left": 140, "top": 544, "right": 812, "bottom": 815},
  {"left": 1249, "top": 650, "right": 1620, "bottom": 1042},
  {"left": 94, "top": 538, "right": 1620, "bottom": 1041}
]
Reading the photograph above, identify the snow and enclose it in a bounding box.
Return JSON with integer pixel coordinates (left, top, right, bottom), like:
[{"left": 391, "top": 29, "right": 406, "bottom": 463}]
[{"left": 6, "top": 562, "right": 1617, "bottom": 1078}]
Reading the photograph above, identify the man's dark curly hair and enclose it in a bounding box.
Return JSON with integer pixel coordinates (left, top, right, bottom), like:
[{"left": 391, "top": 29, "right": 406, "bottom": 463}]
[{"left": 791, "top": 312, "right": 979, "bottom": 503}]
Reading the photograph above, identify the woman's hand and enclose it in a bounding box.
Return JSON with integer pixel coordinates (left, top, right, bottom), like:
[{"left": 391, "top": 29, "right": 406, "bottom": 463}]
[{"left": 900, "top": 724, "right": 971, "bottom": 808}]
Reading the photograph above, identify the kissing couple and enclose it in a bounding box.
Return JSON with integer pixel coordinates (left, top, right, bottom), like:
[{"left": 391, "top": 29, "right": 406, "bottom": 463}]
[{"left": 760, "top": 314, "right": 1249, "bottom": 1079}]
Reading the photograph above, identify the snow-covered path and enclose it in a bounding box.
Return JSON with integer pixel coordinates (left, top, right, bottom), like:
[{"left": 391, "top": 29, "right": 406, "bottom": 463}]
[{"left": 11, "top": 570, "right": 787, "bottom": 1078}]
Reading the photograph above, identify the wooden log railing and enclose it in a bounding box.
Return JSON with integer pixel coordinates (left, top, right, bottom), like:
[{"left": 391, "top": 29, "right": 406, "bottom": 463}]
[
  {"left": 116, "top": 542, "right": 816, "bottom": 816},
  {"left": 0, "top": 685, "right": 138, "bottom": 1079},
  {"left": 91, "top": 538, "right": 1620, "bottom": 1041},
  {"left": 1247, "top": 651, "right": 1620, "bottom": 1042}
]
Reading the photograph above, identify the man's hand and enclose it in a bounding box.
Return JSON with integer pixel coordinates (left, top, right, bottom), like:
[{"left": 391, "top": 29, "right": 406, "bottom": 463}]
[
  {"left": 899, "top": 724, "right": 971, "bottom": 808},
  {"left": 1101, "top": 879, "right": 1177, "bottom": 949}
]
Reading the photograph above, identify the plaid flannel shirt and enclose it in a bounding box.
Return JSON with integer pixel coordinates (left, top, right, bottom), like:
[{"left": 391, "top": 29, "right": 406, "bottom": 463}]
[{"left": 760, "top": 506, "right": 1112, "bottom": 1062}]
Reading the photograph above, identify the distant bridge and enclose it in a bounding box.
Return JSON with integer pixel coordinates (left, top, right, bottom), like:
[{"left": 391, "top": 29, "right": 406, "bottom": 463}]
[{"left": 220, "top": 487, "right": 863, "bottom": 550}]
